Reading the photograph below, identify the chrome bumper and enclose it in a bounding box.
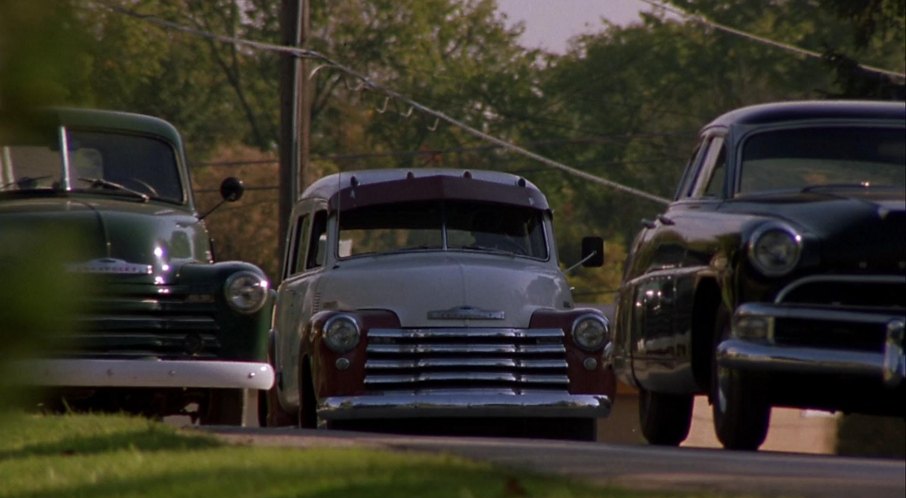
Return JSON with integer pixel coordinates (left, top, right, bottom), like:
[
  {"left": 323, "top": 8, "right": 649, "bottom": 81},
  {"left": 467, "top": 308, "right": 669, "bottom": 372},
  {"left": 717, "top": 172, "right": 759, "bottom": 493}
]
[
  {"left": 318, "top": 392, "right": 611, "bottom": 420},
  {"left": 718, "top": 303, "right": 905, "bottom": 387},
  {"left": 14, "top": 358, "right": 274, "bottom": 390}
]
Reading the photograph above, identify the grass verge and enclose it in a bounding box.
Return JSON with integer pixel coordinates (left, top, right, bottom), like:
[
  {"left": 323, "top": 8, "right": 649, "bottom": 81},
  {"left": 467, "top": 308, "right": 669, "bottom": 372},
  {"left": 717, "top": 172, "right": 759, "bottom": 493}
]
[{"left": 0, "top": 412, "right": 714, "bottom": 498}]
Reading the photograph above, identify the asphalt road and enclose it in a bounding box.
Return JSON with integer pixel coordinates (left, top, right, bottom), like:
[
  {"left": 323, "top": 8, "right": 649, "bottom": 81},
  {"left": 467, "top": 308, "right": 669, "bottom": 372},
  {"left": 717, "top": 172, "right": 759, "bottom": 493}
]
[{"left": 201, "top": 425, "right": 906, "bottom": 498}]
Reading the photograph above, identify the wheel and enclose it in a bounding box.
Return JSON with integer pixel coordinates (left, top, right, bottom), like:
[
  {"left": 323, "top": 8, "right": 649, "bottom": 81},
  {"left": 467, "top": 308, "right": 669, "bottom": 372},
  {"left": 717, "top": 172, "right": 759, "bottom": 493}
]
[
  {"left": 260, "top": 350, "right": 296, "bottom": 427},
  {"left": 638, "top": 388, "right": 693, "bottom": 446},
  {"left": 562, "top": 417, "right": 597, "bottom": 441},
  {"left": 262, "top": 385, "right": 297, "bottom": 427},
  {"left": 711, "top": 307, "right": 770, "bottom": 450},
  {"left": 200, "top": 389, "right": 245, "bottom": 425},
  {"left": 297, "top": 360, "right": 318, "bottom": 428}
]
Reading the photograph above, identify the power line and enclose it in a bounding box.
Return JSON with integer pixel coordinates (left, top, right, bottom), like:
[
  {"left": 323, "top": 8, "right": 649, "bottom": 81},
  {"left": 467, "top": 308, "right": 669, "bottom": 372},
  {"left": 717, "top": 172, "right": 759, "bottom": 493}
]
[
  {"left": 92, "top": 1, "right": 673, "bottom": 206},
  {"left": 192, "top": 134, "right": 692, "bottom": 168},
  {"left": 639, "top": 0, "right": 906, "bottom": 80}
]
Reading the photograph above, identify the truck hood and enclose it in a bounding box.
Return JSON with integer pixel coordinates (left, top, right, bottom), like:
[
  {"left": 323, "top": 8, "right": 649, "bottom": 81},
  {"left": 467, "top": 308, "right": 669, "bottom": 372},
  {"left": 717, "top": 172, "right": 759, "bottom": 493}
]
[
  {"left": 316, "top": 252, "right": 573, "bottom": 328},
  {"left": 0, "top": 196, "right": 209, "bottom": 283}
]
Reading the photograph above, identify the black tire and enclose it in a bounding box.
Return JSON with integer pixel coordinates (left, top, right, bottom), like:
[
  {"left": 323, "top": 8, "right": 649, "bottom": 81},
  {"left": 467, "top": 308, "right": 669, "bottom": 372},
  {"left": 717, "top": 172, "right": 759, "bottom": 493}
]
[
  {"left": 711, "top": 365, "right": 771, "bottom": 450},
  {"left": 262, "top": 384, "right": 297, "bottom": 427},
  {"left": 200, "top": 389, "right": 245, "bottom": 425},
  {"left": 522, "top": 417, "right": 598, "bottom": 441},
  {"left": 638, "top": 388, "right": 693, "bottom": 446},
  {"left": 711, "top": 308, "right": 771, "bottom": 450},
  {"left": 562, "top": 417, "right": 597, "bottom": 441},
  {"left": 260, "top": 348, "right": 296, "bottom": 427},
  {"left": 298, "top": 360, "right": 318, "bottom": 428}
]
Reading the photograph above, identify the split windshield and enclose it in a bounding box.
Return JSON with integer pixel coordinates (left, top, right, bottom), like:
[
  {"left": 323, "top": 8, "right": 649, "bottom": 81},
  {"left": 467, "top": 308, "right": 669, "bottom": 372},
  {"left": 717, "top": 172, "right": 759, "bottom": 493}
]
[
  {"left": 0, "top": 128, "right": 184, "bottom": 203},
  {"left": 338, "top": 200, "right": 548, "bottom": 259}
]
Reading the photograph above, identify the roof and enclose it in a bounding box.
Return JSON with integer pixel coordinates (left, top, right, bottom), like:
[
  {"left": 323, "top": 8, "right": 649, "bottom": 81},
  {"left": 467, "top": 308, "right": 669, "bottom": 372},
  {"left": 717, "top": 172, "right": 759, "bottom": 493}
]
[
  {"left": 301, "top": 169, "right": 550, "bottom": 211},
  {"left": 705, "top": 100, "right": 906, "bottom": 129},
  {"left": 0, "top": 107, "right": 184, "bottom": 148}
]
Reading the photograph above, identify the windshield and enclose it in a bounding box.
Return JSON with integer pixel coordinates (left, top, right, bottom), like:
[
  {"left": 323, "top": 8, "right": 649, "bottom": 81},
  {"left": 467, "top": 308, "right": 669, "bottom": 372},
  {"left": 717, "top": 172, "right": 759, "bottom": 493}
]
[
  {"left": 0, "top": 128, "right": 184, "bottom": 203},
  {"left": 338, "top": 200, "right": 548, "bottom": 259},
  {"left": 738, "top": 126, "right": 905, "bottom": 194}
]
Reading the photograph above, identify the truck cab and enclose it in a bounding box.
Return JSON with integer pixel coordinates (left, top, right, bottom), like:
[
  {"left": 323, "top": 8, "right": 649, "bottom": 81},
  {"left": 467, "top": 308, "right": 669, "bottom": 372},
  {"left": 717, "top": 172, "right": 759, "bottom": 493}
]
[{"left": 267, "top": 168, "right": 613, "bottom": 440}]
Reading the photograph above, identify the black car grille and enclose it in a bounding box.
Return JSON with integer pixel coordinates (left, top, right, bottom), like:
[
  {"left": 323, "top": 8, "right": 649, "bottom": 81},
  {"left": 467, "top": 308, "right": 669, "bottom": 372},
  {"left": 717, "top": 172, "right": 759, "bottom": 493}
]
[
  {"left": 772, "top": 275, "right": 905, "bottom": 352},
  {"left": 776, "top": 275, "right": 905, "bottom": 309},
  {"left": 364, "top": 328, "right": 568, "bottom": 393},
  {"left": 773, "top": 318, "right": 887, "bottom": 352},
  {"left": 55, "top": 286, "right": 222, "bottom": 359}
]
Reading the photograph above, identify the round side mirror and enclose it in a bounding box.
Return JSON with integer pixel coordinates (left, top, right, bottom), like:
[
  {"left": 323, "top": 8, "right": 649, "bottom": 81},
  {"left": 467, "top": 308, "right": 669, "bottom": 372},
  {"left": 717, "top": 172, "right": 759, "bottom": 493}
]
[{"left": 220, "top": 177, "right": 245, "bottom": 202}]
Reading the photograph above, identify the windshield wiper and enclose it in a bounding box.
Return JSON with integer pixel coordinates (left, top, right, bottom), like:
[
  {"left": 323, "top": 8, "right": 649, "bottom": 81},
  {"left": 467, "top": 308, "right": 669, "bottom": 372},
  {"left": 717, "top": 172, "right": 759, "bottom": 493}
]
[
  {"left": 0, "top": 175, "right": 52, "bottom": 191},
  {"left": 801, "top": 183, "right": 896, "bottom": 193},
  {"left": 459, "top": 244, "right": 515, "bottom": 255},
  {"left": 78, "top": 177, "right": 149, "bottom": 202}
]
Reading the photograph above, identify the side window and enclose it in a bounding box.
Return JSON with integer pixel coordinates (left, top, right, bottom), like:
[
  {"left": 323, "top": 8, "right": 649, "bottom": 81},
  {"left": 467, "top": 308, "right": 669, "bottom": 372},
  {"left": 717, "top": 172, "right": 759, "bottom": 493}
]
[
  {"left": 691, "top": 136, "right": 727, "bottom": 198},
  {"left": 306, "top": 210, "right": 328, "bottom": 269},
  {"left": 703, "top": 144, "right": 727, "bottom": 197},
  {"left": 675, "top": 141, "right": 707, "bottom": 199},
  {"left": 290, "top": 214, "right": 312, "bottom": 275}
]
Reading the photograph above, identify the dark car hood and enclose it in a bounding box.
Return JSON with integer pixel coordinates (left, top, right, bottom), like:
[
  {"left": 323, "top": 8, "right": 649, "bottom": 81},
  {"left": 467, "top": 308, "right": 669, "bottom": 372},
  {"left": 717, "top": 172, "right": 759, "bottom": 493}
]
[
  {"left": 726, "top": 190, "right": 906, "bottom": 272},
  {"left": 0, "top": 195, "right": 209, "bottom": 283}
]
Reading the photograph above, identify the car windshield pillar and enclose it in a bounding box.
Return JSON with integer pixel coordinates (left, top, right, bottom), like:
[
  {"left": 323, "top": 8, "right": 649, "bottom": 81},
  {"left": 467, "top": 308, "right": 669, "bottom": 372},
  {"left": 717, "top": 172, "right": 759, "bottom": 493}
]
[{"left": 59, "top": 125, "right": 73, "bottom": 191}]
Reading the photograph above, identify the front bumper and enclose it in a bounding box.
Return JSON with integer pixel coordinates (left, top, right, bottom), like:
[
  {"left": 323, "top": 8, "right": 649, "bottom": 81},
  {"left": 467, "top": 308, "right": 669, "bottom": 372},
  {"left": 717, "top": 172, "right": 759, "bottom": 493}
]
[
  {"left": 717, "top": 303, "right": 905, "bottom": 387},
  {"left": 318, "top": 391, "right": 611, "bottom": 421},
  {"left": 14, "top": 358, "right": 274, "bottom": 390}
]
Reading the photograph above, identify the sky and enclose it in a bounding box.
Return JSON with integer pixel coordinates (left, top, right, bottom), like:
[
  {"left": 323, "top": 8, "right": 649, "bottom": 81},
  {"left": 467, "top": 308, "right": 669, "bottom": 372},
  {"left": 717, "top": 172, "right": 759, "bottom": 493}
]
[{"left": 495, "top": 0, "right": 653, "bottom": 53}]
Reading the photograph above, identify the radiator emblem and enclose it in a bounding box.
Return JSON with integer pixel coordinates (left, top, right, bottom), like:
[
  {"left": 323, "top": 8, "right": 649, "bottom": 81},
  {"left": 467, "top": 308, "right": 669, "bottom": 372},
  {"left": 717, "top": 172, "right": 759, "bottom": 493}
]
[
  {"left": 428, "top": 305, "right": 505, "bottom": 320},
  {"left": 67, "top": 258, "right": 153, "bottom": 275}
]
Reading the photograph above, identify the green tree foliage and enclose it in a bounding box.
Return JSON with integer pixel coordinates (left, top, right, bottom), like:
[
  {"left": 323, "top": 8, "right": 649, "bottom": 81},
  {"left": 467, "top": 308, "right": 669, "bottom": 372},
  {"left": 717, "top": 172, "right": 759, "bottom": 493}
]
[
  {"left": 3, "top": 0, "right": 902, "bottom": 300},
  {"left": 0, "top": 1, "right": 91, "bottom": 114},
  {"left": 528, "top": 1, "right": 904, "bottom": 278},
  {"left": 667, "top": 0, "right": 905, "bottom": 98}
]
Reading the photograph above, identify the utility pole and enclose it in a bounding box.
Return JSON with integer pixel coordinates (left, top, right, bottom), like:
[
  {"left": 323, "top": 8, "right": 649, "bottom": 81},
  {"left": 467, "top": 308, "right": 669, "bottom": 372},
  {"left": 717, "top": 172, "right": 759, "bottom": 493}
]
[{"left": 278, "top": 0, "right": 310, "bottom": 283}]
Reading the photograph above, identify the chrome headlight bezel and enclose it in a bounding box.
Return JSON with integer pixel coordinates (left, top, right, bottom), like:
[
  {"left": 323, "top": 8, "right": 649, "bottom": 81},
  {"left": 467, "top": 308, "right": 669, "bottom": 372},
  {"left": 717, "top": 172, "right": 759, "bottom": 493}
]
[
  {"left": 571, "top": 313, "right": 610, "bottom": 352},
  {"left": 323, "top": 313, "right": 361, "bottom": 354},
  {"left": 223, "top": 270, "right": 269, "bottom": 314},
  {"left": 747, "top": 221, "right": 803, "bottom": 277}
]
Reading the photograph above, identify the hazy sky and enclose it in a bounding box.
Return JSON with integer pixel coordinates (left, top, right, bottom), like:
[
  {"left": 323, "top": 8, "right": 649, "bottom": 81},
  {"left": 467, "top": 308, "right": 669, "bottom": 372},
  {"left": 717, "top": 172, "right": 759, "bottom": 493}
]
[{"left": 495, "top": 0, "right": 652, "bottom": 53}]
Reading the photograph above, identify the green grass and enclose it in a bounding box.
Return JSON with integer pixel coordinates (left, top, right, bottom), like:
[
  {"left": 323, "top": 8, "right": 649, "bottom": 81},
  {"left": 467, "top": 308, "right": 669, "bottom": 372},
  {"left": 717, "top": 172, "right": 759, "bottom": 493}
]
[{"left": 0, "top": 412, "right": 713, "bottom": 498}]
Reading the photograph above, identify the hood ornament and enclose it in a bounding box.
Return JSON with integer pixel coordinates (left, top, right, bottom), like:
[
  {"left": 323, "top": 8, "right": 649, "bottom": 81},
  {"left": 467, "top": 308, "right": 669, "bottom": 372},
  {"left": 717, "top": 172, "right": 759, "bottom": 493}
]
[
  {"left": 428, "top": 305, "right": 505, "bottom": 320},
  {"left": 67, "top": 258, "right": 153, "bottom": 275}
]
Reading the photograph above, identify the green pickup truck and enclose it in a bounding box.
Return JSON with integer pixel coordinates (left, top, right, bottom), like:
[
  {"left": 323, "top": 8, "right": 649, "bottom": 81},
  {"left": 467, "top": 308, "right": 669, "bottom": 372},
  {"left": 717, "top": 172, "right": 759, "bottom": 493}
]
[{"left": 0, "top": 108, "right": 273, "bottom": 424}]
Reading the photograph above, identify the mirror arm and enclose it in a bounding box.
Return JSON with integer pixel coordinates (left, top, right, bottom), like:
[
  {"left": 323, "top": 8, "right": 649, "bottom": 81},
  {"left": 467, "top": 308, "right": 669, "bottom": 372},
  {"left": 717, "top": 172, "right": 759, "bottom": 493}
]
[
  {"left": 198, "top": 198, "right": 227, "bottom": 221},
  {"left": 564, "top": 250, "right": 598, "bottom": 275}
]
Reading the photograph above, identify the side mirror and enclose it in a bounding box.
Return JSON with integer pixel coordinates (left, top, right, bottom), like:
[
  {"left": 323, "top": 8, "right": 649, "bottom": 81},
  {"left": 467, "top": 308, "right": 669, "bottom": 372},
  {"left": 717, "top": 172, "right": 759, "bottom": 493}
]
[
  {"left": 220, "top": 177, "right": 245, "bottom": 202},
  {"left": 580, "top": 236, "right": 604, "bottom": 267},
  {"left": 200, "top": 177, "right": 245, "bottom": 221}
]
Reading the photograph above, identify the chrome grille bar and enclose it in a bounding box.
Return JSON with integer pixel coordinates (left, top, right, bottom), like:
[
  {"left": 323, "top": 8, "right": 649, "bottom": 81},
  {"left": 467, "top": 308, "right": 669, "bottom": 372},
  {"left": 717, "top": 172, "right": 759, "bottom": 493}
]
[{"left": 364, "top": 327, "right": 568, "bottom": 392}]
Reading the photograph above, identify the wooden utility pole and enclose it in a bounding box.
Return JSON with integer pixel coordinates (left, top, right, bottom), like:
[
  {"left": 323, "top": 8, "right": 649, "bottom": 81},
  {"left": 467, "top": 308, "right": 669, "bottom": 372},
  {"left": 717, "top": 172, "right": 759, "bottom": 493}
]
[{"left": 278, "top": 0, "right": 310, "bottom": 282}]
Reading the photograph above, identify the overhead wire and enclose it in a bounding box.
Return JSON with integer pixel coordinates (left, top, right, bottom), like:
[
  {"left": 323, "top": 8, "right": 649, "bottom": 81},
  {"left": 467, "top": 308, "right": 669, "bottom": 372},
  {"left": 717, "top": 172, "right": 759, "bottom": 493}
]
[
  {"left": 90, "top": 0, "right": 673, "bottom": 206},
  {"left": 638, "top": 0, "right": 906, "bottom": 80}
]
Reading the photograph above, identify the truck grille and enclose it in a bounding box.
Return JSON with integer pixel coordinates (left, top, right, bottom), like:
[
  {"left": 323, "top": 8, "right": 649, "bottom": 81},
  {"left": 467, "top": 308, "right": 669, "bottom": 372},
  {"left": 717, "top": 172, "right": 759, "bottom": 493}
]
[
  {"left": 55, "top": 285, "right": 222, "bottom": 359},
  {"left": 364, "top": 328, "right": 568, "bottom": 393},
  {"left": 772, "top": 275, "right": 905, "bottom": 352}
]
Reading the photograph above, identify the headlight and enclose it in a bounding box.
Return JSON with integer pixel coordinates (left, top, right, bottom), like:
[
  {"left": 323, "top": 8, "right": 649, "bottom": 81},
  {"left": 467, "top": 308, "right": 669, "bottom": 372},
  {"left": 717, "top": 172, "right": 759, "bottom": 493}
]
[
  {"left": 323, "top": 314, "right": 361, "bottom": 353},
  {"left": 571, "top": 314, "right": 610, "bottom": 352},
  {"left": 747, "top": 222, "right": 802, "bottom": 277},
  {"left": 224, "top": 271, "right": 269, "bottom": 314}
]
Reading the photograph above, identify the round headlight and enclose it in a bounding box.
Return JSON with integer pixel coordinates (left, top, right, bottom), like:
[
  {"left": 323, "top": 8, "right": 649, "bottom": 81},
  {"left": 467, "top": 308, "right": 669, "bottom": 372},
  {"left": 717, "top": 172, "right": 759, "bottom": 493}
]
[
  {"left": 224, "top": 271, "right": 269, "bottom": 314},
  {"left": 323, "top": 314, "right": 361, "bottom": 354},
  {"left": 747, "top": 222, "right": 802, "bottom": 277},
  {"left": 571, "top": 314, "right": 610, "bottom": 352}
]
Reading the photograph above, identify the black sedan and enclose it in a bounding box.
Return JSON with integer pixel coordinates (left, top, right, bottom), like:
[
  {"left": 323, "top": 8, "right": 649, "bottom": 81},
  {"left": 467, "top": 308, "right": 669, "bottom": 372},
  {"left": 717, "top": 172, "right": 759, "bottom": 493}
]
[{"left": 612, "top": 100, "right": 905, "bottom": 450}]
